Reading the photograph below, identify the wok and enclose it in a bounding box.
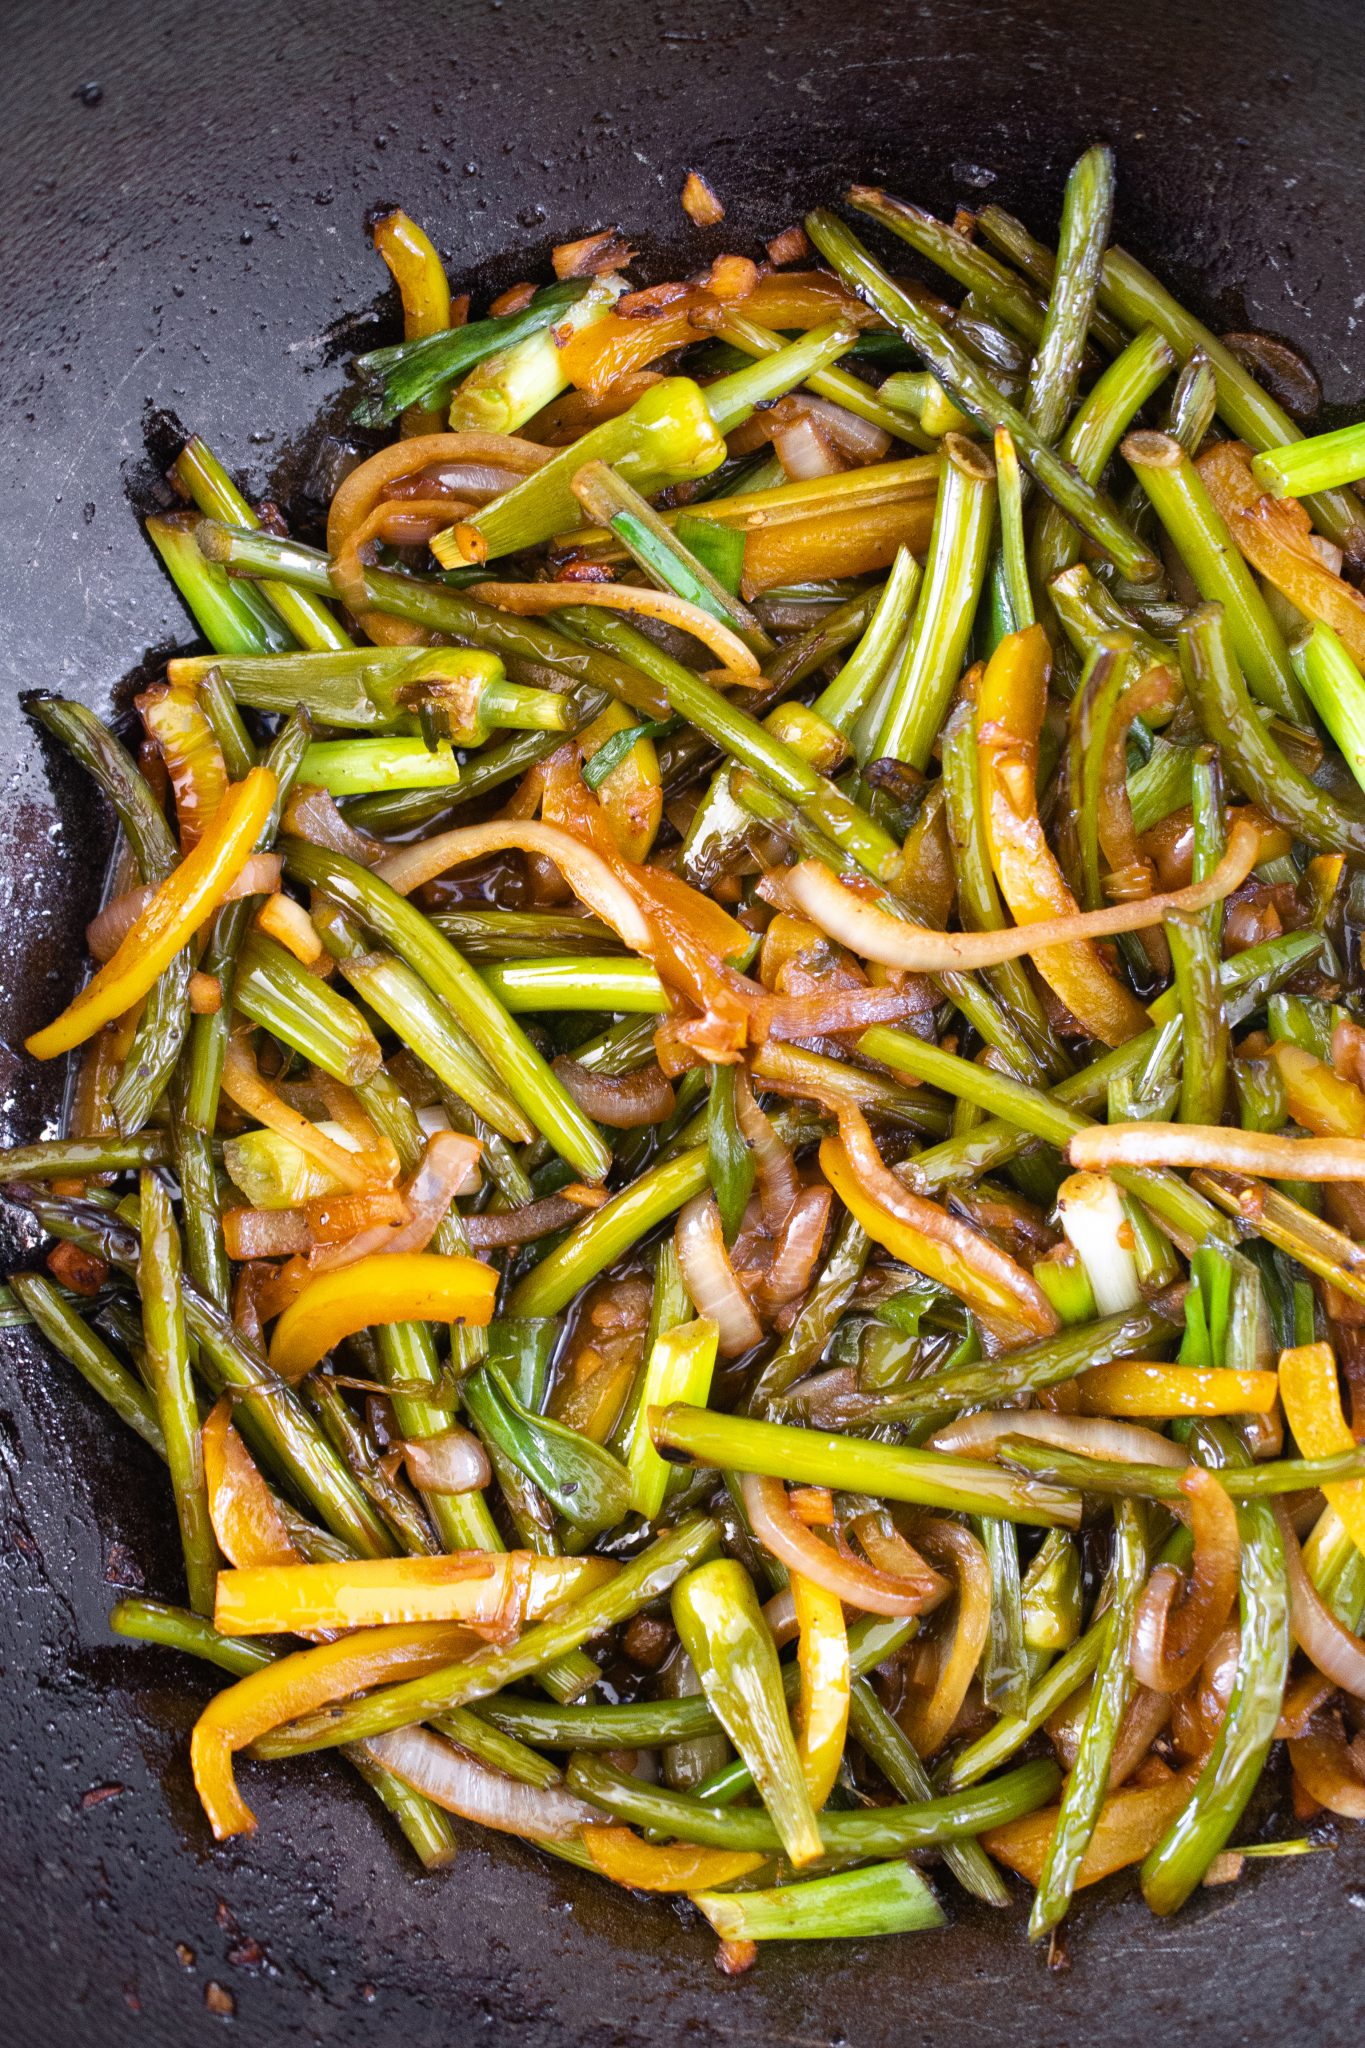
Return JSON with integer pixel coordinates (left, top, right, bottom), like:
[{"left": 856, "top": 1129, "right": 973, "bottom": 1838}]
[{"left": 3, "top": 0, "right": 1365, "bottom": 2040}]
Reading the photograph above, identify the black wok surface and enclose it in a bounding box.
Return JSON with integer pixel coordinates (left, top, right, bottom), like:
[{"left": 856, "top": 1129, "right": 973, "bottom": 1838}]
[{"left": 4, "top": 1, "right": 1365, "bottom": 2040}]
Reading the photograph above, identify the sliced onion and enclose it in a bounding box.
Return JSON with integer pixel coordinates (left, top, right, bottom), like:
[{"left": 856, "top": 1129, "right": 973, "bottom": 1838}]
[
  {"left": 1276, "top": 1502, "right": 1365, "bottom": 1699},
  {"left": 1071, "top": 1121, "right": 1365, "bottom": 1182},
  {"left": 734, "top": 1073, "right": 799, "bottom": 1232},
  {"left": 87, "top": 853, "right": 282, "bottom": 962},
  {"left": 756, "top": 1185, "right": 832, "bottom": 1310},
  {"left": 1220, "top": 331, "right": 1322, "bottom": 421},
  {"left": 304, "top": 1131, "right": 482, "bottom": 1273},
  {"left": 1107, "top": 1685, "right": 1173, "bottom": 1790},
  {"left": 400, "top": 1426, "right": 491, "bottom": 1496},
  {"left": 770, "top": 410, "right": 846, "bottom": 482},
  {"left": 418, "top": 462, "right": 527, "bottom": 499},
  {"left": 757, "top": 979, "right": 948, "bottom": 1041},
  {"left": 675, "top": 1193, "right": 763, "bottom": 1357},
  {"left": 470, "top": 580, "right": 761, "bottom": 680},
  {"left": 375, "top": 821, "right": 654, "bottom": 954},
  {"left": 365, "top": 1726, "right": 600, "bottom": 1840},
  {"left": 464, "top": 1193, "right": 598, "bottom": 1248},
  {"left": 1288, "top": 1720, "right": 1365, "bottom": 1818},
  {"left": 896, "top": 1517, "right": 991, "bottom": 1757},
  {"left": 795, "top": 395, "right": 892, "bottom": 464},
  {"left": 929, "top": 1410, "right": 1187, "bottom": 1466},
  {"left": 1130, "top": 1468, "right": 1242, "bottom": 1693},
  {"left": 783, "top": 815, "right": 1263, "bottom": 973},
  {"left": 221, "top": 1034, "right": 377, "bottom": 1193},
  {"left": 552, "top": 1055, "right": 675, "bottom": 1129},
  {"left": 761, "top": 1585, "right": 799, "bottom": 1647},
  {"left": 284, "top": 785, "right": 386, "bottom": 867},
  {"left": 740, "top": 1472, "right": 946, "bottom": 1617}
]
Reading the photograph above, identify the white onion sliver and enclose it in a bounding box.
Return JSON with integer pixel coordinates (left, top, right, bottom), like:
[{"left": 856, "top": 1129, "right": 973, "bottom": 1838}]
[
  {"left": 364, "top": 1727, "right": 600, "bottom": 1839},
  {"left": 928, "top": 1410, "right": 1187, "bottom": 1467},
  {"left": 401, "top": 1427, "right": 491, "bottom": 1496},
  {"left": 376, "top": 822, "right": 654, "bottom": 954},
  {"left": 87, "top": 853, "right": 283, "bottom": 962},
  {"left": 771, "top": 413, "right": 845, "bottom": 482},
  {"left": 798, "top": 395, "right": 892, "bottom": 463},
  {"left": 675, "top": 1193, "right": 763, "bottom": 1358},
  {"left": 1277, "top": 1505, "right": 1365, "bottom": 1700}
]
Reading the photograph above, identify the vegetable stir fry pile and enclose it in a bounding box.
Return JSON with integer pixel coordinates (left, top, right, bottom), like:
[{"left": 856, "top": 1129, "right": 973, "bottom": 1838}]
[{"left": 15, "top": 144, "right": 1365, "bottom": 1966}]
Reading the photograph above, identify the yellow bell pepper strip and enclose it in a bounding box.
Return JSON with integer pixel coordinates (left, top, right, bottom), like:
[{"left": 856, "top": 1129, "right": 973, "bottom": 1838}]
[
  {"left": 820, "top": 1134, "right": 1050, "bottom": 1340},
  {"left": 267, "top": 1251, "right": 497, "bottom": 1382},
  {"left": 1074, "top": 1363, "right": 1281, "bottom": 1418},
  {"left": 581, "top": 1825, "right": 766, "bottom": 1894},
  {"left": 976, "top": 627, "right": 1148, "bottom": 1046},
  {"left": 1269, "top": 1040, "right": 1365, "bottom": 1139},
  {"left": 201, "top": 1397, "right": 298, "bottom": 1569},
  {"left": 1278, "top": 1343, "right": 1365, "bottom": 1565},
  {"left": 26, "top": 766, "right": 277, "bottom": 1060},
  {"left": 792, "top": 1569, "right": 850, "bottom": 1809},
  {"left": 190, "top": 1621, "right": 474, "bottom": 1839},
  {"left": 372, "top": 210, "right": 453, "bottom": 438},
  {"left": 213, "top": 1551, "right": 616, "bottom": 1637}
]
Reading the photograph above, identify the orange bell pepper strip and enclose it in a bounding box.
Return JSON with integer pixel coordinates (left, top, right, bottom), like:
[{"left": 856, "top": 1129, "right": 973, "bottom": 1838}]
[
  {"left": 1278, "top": 1342, "right": 1365, "bottom": 1563},
  {"left": 202, "top": 1397, "right": 298, "bottom": 1569},
  {"left": 981, "top": 1769, "right": 1196, "bottom": 1890},
  {"left": 26, "top": 765, "right": 277, "bottom": 1060},
  {"left": 191, "top": 1621, "right": 473, "bottom": 1838},
  {"left": 581, "top": 1825, "right": 766, "bottom": 1893},
  {"left": 214, "top": 1551, "right": 616, "bottom": 1637},
  {"left": 1198, "top": 439, "right": 1365, "bottom": 670},
  {"left": 1074, "top": 1363, "right": 1281, "bottom": 1418},
  {"left": 791, "top": 1569, "right": 850, "bottom": 1809},
  {"left": 1269, "top": 1040, "right": 1365, "bottom": 1138},
  {"left": 820, "top": 1134, "right": 1046, "bottom": 1338},
  {"left": 976, "top": 627, "right": 1148, "bottom": 1046},
  {"left": 741, "top": 496, "right": 935, "bottom": 597},
  {"left": 266, "top": 1251, "right": 497, "bottom": 1382}
]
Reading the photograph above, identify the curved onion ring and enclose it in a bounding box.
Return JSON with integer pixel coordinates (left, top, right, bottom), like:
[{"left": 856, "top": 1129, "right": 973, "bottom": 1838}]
[
  {"left": 1130, "top": 1468, "right": 1242, "bottom": 1694},
  {"left": 755, "top": 1186, "right": 833, "bottom": 1311},
  {"left": 470, "top": 580, "right": 761, "bottom": 681},
  {"left": 1276, "top": 1502, "right": 1365, "bottom": 1700},
  {"left": 301, "top": 1131, "right": 481, "bottom": 1274},
  {"left": 1071, "top": 1121, "right": 1365, "bottom": 1182},
  {"left": 896, "top": 1517, "right": 992, "bottom": 1758},
  {"left": 326, "top": 432, "right": 550, "bottom": 642},
  {"left": 675, "top": 1193, "right": 763, "bottom": 1357},
  {"left": 365, "top": 1725, "right": 600, "bottom": 1840},
  {"left": 87, "top": 854, "right": 282, "bottom": 962},
  {"left": 740, "top": 1473, "right": 947, "bottom": 1617},
  {"left": 929, "top": 1410, "right": 1187, "bottom": 1467},
  {"left": 734, "top": 1072, "right": 800, "bottom": 1233},
  {"left": 552, "top": 1055, "right": 675, "bottom": 1129},
  {"left": 375, "top": 821, "right": 653, "bottom": 954},
  {"left": 783, "top": 814, "right": 1261, "bottom": 973},
  {"left": 1287, "top": 1720, "right": 1365, "bottom": 1819}
]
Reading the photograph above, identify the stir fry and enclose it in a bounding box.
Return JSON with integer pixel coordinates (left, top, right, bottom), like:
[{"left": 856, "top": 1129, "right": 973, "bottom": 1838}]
[{"left": 13, "top": 144, "right": 1365, "bottom": 1967}]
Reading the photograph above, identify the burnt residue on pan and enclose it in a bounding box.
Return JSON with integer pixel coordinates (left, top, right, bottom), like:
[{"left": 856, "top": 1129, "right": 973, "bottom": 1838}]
[{"left": 5, "top": 2, "right": 1365, "bottom": 2044}]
